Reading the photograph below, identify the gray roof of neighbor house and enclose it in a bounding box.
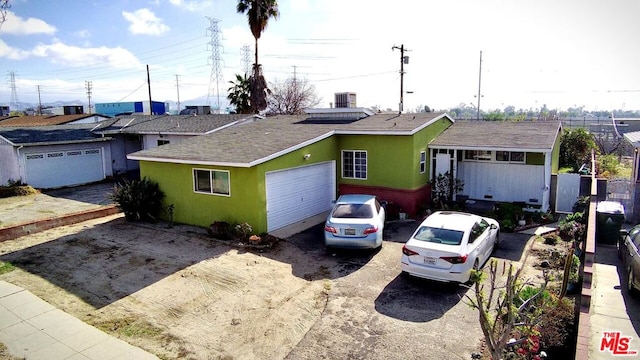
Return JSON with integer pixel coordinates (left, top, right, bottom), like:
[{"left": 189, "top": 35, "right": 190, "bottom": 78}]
[
  {"left": 0, "top": 124, "right": 111, "bottom": 146},
  {"left": 94, "top": 114, "right": 253, "bottom": 135},
  {"left": 428, "top": 120, "right": 562, "bottom": 151},
  {"left": 128, "top": 112, "right": 452, "bottom": 167}
]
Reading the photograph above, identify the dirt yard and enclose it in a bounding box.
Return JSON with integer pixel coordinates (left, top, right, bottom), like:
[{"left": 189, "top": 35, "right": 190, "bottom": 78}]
[{"left": 0, "top": 214, "right": 332, "bottom": 359}]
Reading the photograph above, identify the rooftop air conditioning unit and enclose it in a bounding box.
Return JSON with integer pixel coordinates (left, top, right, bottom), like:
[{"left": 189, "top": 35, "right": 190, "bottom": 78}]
[{"left": 335, "top": 92, "right": 356, "bottom": 108}]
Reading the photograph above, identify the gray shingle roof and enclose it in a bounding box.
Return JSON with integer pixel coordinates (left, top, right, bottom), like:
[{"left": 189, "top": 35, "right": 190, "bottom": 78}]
[
  {"left": 0, "top": 124, "right": 110, "bottom": 146},
  {"left": 95, "top": 114, "right": 251, "bottom": 135},
  {"left": 428, "top": 120, "right": 562, "bottom": 151},
  {"left": 623, "top": 131, "right": 640, "bottom": 147},
  {"left": 129, "top": 112, "right": 451, "bottom": 166}
]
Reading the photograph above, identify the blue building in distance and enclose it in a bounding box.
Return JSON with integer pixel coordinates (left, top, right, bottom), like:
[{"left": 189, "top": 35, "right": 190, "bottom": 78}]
[{"left": 95, "top": 101, "right": 169, "bottom": 117}]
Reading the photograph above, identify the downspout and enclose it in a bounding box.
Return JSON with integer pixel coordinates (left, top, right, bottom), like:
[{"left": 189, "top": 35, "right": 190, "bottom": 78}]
[{"left": 16, "top": 145, "right": 24, "bottom": 183}]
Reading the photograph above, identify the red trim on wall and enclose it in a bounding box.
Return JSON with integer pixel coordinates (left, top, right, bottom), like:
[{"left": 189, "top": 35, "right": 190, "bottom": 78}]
[{"left": 338, "top": 184, "right": 431, "bottom": 219}]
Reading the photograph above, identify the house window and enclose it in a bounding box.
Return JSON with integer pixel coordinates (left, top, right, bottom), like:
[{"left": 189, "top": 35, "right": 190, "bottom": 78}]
[
  {"left": 496, "top": 151, "right": 525, "bottom": 163},
  {"left": 510, "top": 151, "right": 525, "bottom": 162},
  {"left": 419, "top": 151, "right": 426, "bottom": 174},
  {"left": 342, "top": 150, "right": 367, "bottom": 179},
  {"left": 157, "top": 139, "right": 170, "bottom": 146},
  {"left": 464, "top": 150, "right": 492, "bottom": 161},
  {"left": 193, "top": 169, "right": 230, "bottom": 196}
]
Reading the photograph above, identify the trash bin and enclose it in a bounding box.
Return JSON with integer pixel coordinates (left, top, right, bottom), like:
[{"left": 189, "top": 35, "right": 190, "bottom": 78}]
[{"left": 596, "top": 201, "right": 625, "bottom": 244}]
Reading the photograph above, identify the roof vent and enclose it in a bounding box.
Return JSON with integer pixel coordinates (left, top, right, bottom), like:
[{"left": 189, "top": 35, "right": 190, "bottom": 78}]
[{"left": 335, "top": 92, "right": 356, "bottom": 108}]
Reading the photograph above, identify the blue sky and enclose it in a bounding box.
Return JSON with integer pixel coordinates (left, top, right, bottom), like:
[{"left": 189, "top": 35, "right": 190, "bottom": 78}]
[{"left": 1, "top": 0, "right": 639, "bottom": 113}]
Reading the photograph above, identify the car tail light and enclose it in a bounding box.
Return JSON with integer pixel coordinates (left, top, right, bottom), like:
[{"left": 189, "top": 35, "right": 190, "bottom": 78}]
[
  {"left": 441, "top": 254, "right": 468, "bottom": 264},
  {"left": 402, "top": 245, "right": 419, "bottom": 256},
  {"left": 324, "top": 225, "right": 337, "bottom": 234},
  {"left": 363, "top": 226, "right": 378, "bottom": 235}
]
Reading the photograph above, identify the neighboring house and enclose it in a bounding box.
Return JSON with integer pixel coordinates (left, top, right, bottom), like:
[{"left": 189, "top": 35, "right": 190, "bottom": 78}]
[
  {"left": 0, "top": 124, "right": 113, "bottom": 188},
  {"left": 94, "top": 114, "right": 253, "bottom": 177},
  {"left": 0, "top": 114, "right": 110, "bottom": 127},
  {"left": 428, "top": 120, "right": 562, "bottom": 212},
  {"left": 129, "top": 109, "right": 454, "bottom": 234}
]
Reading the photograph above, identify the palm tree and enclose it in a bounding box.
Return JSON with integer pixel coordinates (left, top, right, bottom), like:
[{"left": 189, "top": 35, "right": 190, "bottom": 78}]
[
  {"left": 227, "top": 74, "right": 252, "bottom": 114},
  {"left": 236, "top": 0, "right": 279, "bottom": 67},
  {"left": 236, "top": 0, "right": 279, "bottom": 113}
]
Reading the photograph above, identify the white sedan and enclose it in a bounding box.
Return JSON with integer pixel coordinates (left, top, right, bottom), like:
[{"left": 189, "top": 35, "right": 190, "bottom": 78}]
[
  {"left": 401, "top": 211, "right": 500, "bottom": 283},
  {"left": 324, "top": 194, "right": 386, "bottom": 249}
]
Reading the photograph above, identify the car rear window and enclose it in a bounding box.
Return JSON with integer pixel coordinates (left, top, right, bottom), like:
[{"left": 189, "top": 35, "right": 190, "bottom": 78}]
[
  {"left": 413, "top": 226, "right": 464, "bottom": 245},
  {"left": 332, "top": 204, "right": 373, "bottom": 218}
]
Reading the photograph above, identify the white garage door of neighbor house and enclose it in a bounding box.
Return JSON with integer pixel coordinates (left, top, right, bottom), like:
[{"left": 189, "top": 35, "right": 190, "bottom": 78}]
[
  {"left": 266, "top": 161, "right": 336, "bottom": 232},
  {"left": 25, "top": 148, "right": 104, "bottom": 188}
]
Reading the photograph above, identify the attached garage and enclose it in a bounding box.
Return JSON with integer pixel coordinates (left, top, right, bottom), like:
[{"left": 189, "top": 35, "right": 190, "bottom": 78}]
[
  {"left": 24, "top": 147, "right": 105, "bottom": 188},
  {"left": 265, "top": 161, "right": 336, "bottom": 232}
]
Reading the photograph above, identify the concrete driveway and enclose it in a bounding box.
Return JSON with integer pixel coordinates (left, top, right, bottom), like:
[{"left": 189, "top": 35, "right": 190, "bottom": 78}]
[{"left": 283, "top": 220, "right": 532, "bottom": 360}]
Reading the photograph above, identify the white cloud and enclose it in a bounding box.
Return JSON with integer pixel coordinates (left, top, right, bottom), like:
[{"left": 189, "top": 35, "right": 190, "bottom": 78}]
[
  {"left": 168, "top": 0, "right": 214, "bottom": 12},
  {"left": 30, "top": 41, "right": 143, "bottom": 69},
  {"left": 122, "top": 8, "right": 169, "bottom": 35},
  {"left": 73, "top": 29, "right": 91, "bottom": 38},
  {"left": 0, "top": 39, "right": 30, "bottom": 60},
  {"left": 0, "top": 11, "right": 56, "bottom": 35}
]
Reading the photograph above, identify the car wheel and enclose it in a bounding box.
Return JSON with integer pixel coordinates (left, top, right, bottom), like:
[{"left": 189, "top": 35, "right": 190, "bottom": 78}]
[{"left": 628, "top": 267, "right": 638, "bottom": 296}]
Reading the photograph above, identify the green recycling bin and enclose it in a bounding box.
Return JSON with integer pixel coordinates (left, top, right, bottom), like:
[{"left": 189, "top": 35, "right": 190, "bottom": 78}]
[{"left": 596, "top": 201, "right": 625, "bottom": 244}]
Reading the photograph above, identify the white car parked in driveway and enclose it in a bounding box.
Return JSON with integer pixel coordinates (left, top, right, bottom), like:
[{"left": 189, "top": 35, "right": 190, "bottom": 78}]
[
  {"left": 324, "top": 194, "right": 386, "bottom": 249},
  {"left": 401, "top": 211, "right": 500, "bottom": 283}
]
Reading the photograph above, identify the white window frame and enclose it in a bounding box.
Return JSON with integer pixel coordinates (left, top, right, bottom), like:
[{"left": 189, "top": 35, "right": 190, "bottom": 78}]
[
  {"left": 464, "top": 150, "right": 492, "bottom": 161},
  {"left": 342, "top": 150, "right": 367, "bottom": 180},
  {"left": 193, "top": 168, "right": 231, "bottom": 196},
  {"left": 419, "top": 151, "right": 426, "bottom": 174}
]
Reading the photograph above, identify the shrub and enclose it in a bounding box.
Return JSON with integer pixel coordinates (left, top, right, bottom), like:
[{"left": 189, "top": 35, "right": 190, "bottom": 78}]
[
  {"left": 501, "top": 219, "right": 515, "bottom": 233},
  {"left": 207, "top": 221, "right": 234, "bottom": 240},
  {"left": 543, "top": 234, "right": 560, "bottom": 245},
  {"left": 111, "top": 177, "right": 165, "bottom": 222}
]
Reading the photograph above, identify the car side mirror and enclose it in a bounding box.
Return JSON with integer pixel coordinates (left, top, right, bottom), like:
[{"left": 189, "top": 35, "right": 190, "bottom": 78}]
[
  {"left": 491, "top": 224, "right": 498, "bottom": 230},
  {"left": 380, "top": 200, "right": 388, "bottom": 207},
  {"left": 620, "top": 229, "right": 629, "bottom": 237}
]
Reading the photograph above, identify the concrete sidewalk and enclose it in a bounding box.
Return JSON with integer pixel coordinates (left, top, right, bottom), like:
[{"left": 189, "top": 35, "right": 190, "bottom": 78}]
[
  {"left": 588, "top": 243, "right": 640, "bottom": 359},
  {"left": 0, "top": 281, "right": 158, "bottom": 360}
]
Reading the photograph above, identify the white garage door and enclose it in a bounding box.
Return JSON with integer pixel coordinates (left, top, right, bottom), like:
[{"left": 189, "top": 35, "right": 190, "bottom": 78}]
[
  {"left": 25, "top": 148, "right": 104, "bottom": 188},
  {"left": 266, "top": 161, "right": 336, "bottom": 232}
]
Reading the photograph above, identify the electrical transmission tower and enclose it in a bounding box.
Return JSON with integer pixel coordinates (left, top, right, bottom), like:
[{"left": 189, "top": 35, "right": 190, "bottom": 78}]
[
  {"left": 206, "top": 17, "right": 223, "bottom": 113},
  {"left": 241, "top": 44, "right": 252, "bottom": 76},
  {"left": 85, "top": 81, "right": 93, "bottom": 114},
  {"left": 8, "top": 71, "right": 19, "bottom": 110}
]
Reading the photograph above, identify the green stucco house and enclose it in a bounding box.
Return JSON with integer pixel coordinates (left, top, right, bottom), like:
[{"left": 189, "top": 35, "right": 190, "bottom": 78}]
[{"left": 129, "top": 109, "right": 454, "bottom": 234}]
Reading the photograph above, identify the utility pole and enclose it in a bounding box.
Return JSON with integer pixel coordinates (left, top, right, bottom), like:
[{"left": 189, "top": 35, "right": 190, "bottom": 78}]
[
  {"left": 392, "top": 44, "right": 409, "bottom": 114},
  {"left": 36, "top": 85, "right": 42, "bottom": 115},
  {"left": 85, "top": 81, "right": 92, "bottom": 114},
  {"left": 146, "top": 64, "right": 153, "bottom": 115},
  {"left": 175, "top": 74, "right": 181, "bottom": 112},
  {"left": 476, "top": 50, "right": 483, "bottom": 120}
]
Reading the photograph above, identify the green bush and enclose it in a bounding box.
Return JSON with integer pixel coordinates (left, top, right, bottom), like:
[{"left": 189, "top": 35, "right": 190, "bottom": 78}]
[{"left": 111, "top": 177, "right": 165, "bottom": 222}]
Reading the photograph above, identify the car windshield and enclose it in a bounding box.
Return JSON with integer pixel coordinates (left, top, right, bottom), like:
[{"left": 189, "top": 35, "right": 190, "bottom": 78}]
[
  {"left": 413, "top": 226, "right": 464, "bottom": 245},
  {"left": 332, "top": 203, "right": 373, "bottom": 219}
]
